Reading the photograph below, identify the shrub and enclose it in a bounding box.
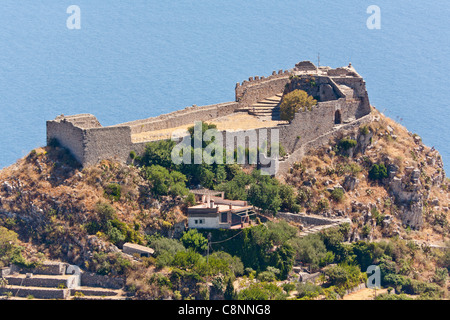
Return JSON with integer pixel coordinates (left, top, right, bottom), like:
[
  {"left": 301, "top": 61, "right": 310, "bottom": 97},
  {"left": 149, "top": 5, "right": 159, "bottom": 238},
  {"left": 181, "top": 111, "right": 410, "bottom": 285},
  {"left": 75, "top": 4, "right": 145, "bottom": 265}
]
[
  {"left": 297, "top": 187, "right": 312, "bottom": 204},
  {"left": 237, "top": 283, "right": 287, "bottom": 300},
  {"left": 155, "top": 251, "right": 175, "bottom": 269},
  {"left": 224, "top": 278, "right": 237, "bottom": 300},
  {"left": 432, "top": 267, "right": 448, "bottom": 286},
  {"left": 150, "top": 237, "right": 186, "bottom": 256},
  {"left": 338, "top": 138, "right": 357, "bottom": 151},
  {"left": 88, "top": 252, "right": 132, "bottom": 276},
  {"left": 265, "top": 220, "right": 298, "bottom": 245},
  {"left": 296, "top": 282, "right": 324, "bottom": 299},
  {"left": 324, "top": 263, "right": 366, "bottom": 289},
  {"left": 171, "top": 249, "right": 206, "bottom": 273},
  {"left": 279, "top": 184, "right": 300, "bottom": 212},
  {"left": 280, "top": 90, "right": 317, "bottom": 122},
  {"left": 185, "top": 192, "right": 196, "bottom": 206},
  {"left": 375, "top": 293, "right": 413, "bottom": 300},
  {"left": 316, "top": 198, "right": 330, "bottom": 213},
  {"left": 89, "top": 202, "right": 142, "bottom": 246},
  {"left": 208, "top": 251, "right": 244, "bottom": 277},
  {"left": 257, "top": 270, "right": 277, "bottom": 282},
  {"left": 282, "top": 283, "right": 296, "bottom": 294},
  {"left": 104, "top": 183, "right": 121, "bottom": 201},
  {"left": 330, "top": 188, "right": 344, "bottom": 202},
  {"left": 368, "top": 164, "right": 388, "bottom": 181},
  {"left": 361, "top": 224, "right": 371, "bottom": 237},
  {"left": 359, "top": 126, "right": 369, "bottom": 135}
]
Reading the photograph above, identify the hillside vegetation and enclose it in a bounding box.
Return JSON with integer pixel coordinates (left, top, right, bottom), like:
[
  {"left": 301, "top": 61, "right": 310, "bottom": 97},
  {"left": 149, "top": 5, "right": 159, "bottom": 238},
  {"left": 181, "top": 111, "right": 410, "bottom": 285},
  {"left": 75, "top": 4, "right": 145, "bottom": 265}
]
[{"left": 0, "top": 108, "right": 449, "bottom": 300}]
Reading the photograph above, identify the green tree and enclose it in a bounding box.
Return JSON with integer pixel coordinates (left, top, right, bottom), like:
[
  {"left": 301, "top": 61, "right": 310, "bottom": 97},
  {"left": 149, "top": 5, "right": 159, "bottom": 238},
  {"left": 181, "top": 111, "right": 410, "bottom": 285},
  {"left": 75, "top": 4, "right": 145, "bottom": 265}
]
[
  {"left": 290, "top": 233, "right": 331, "bottom": 272},
  {"left": 320, "top": 227, "right": 350, "bottom": 263},
  {"left": 142, "top": 140, "right": 177, "bottom": 169},
  {"left": 280, "top": 90, "right": 317, "bottom": 122},
  {"left": 172, "top": 249, "right": 205, "bottom": 270},
  {"left": 0, "top": 227, "right": 20, "bottom": 267},
  {"left": 208, "top": 251, "right": 244, "bottom": 277},
  {"left": 279, "top": 184, "right": 301, "bottom": 213},
  {"left": 181, "top": 229, "right": 208, "bottom": 253},
  {"left": 144, "top": 165, "right": 188, "bottom": 197},
  {"left": 247, "top": 175, "right": 282, "bottom": 214},
  {"left": 150, "top": 237, "right": 186, "bottom": 256},
  {"left": 215, "top": 171, "right": 254, "bottom": 200},
  {"left": 270, "top": 243, "right": 295, "bottom": 280}
]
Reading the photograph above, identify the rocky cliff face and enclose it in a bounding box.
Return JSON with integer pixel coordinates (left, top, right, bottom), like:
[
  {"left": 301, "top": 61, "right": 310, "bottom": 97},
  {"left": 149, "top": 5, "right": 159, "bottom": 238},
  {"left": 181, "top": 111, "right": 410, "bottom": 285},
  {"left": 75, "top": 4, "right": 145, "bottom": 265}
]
[
  {"left": 281, "top": 108, "right": 449, "bottom": 243},
  {"left": 0, "top": 146, "right": 185, "bottom": 265}
]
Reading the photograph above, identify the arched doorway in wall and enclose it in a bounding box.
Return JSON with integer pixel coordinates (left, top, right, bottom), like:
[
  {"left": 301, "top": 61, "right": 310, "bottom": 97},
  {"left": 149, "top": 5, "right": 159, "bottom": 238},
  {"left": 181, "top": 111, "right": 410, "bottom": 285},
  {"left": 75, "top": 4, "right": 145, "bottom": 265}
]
[{"left": 334, "top": 110, "right": 342, "bottom": 124}]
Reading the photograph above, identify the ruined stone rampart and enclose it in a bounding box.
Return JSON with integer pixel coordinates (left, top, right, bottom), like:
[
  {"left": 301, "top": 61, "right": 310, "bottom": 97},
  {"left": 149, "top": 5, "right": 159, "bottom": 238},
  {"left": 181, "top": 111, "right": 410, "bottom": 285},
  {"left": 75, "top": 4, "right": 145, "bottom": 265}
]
[
  {"left": 276, "top": 113, "right": 372, "bottom": 176},
  {"left": 46, "top": 61, "right": 371, "bottom": 169},
  {"left": 235, "top": 69, "right": 291, "bottom": 108},
  {"left": 46, "top": 117, "right": 85, "bottom": 164},
  {"left": 118, "top": 101, "right": 239, "bottom": 135},
  {"left": 83, "top": 126, "right": 132, "bottom": 167}
]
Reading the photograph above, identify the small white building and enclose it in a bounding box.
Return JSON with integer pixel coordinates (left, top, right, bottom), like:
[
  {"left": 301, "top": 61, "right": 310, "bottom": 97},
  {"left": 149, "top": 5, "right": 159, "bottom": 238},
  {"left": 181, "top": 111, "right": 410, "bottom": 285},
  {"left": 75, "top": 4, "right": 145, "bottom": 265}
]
[{"left": 187, "top": 189, "right": 255, "bottom": 229}]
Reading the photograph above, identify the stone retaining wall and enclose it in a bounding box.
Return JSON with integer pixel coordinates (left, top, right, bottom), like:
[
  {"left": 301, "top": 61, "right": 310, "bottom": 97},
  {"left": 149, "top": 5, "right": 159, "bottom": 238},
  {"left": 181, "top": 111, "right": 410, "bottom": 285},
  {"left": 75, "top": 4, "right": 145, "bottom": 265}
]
[
  {"left": 80, "top": 272, "right": 125, "bottom": 289},
  {"left": 277, "top": 212, "right": 351, "bottom": 227}
]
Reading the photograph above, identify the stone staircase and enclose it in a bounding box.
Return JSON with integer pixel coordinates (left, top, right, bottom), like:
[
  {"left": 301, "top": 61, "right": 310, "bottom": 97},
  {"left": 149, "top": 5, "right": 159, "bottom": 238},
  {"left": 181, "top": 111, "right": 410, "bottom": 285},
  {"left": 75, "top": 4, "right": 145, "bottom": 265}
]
[
  {"left": 241, "top": 93, "right": 283, "bottom": 120},
  {"left": 0, "top": 261, "right": 127, "bottom": 300}
]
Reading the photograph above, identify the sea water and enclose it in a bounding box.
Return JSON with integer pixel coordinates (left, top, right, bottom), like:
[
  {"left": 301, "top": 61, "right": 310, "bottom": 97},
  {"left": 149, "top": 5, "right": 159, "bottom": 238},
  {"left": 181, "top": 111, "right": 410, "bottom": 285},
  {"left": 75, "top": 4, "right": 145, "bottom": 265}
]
[{"left": 0, "top": 1, "right": 449, "bottom": 172}]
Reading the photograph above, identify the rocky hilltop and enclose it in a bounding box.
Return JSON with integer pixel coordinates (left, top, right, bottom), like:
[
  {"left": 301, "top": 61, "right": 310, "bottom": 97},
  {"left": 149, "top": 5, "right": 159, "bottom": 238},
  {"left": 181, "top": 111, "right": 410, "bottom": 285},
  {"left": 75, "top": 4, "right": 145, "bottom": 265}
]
[
  {"left": 280, "top": 107, "right": 448, "bottom": 243},
  {"left": 0, "top": 107, "right": 449, "bottom": 300}
]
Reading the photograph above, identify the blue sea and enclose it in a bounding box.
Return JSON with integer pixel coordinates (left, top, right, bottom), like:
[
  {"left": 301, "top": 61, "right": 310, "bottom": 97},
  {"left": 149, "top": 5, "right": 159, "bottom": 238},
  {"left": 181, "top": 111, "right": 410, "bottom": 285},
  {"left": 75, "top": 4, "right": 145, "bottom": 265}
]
[{"left": 0, "top": 1, "right": 449, "bottom": 172}]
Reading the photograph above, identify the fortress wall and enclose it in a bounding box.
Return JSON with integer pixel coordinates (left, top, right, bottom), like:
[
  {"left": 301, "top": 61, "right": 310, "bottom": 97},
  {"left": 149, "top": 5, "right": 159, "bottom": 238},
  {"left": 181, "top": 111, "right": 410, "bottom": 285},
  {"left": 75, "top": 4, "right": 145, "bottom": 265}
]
[
  {"left": 342, "top": 100, "right": 362, "bottom": 121},
  {"left": 46, "top": 120, "right": 86, "bottom": 164},
  {"left": 129, "top": 141, "right": 149, "bottom": 156},
  {"left": 117, "top": 102, "right": 239, "bottom": 135},
  {"left": 46, "top": 63, "right": 372, "bottom": 169},
  {"left": 285, "top": 75, "right": 346, "bottom": 101},
  {"left": 126, "top": 99, "right": 365, "bottom": 168},
  {"left": 235, "top": 71, "right": 291, "bottom": 108},
  {"left": 279, "top": 101, "right": 338, "bottom": 153},
  {"left": 276, "top": 114, "right": 372, "bottom": 176},
  {"left": 221, "top": 127, "right": 279, "bottom": 152},
  {"left": 332, "top": 77, "right": 371, "bottom": 118},
  {"left": 82, "top": 126, "right": 133, "bottom": 167},
  {"left": 52, "top": 114, "right": 102, "bottom": 129}
]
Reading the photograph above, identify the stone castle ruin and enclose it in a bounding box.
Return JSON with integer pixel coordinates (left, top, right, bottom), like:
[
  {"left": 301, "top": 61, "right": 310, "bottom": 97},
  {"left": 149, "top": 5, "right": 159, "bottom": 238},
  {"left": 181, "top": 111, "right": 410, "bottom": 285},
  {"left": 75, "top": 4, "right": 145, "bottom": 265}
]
[{"left": 46, "top": 61, "right": 371, "bottom": 176}]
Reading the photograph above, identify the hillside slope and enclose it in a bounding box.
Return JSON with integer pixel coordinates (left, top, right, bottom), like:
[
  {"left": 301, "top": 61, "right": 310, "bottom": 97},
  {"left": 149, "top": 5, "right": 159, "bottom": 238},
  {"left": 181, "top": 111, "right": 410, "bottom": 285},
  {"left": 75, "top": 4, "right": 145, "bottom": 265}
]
[
  {"left": 280, "top": 107, "right": 448, "bottom": 245},
  {"left": 0, "top": 108, "right": 449, "bottom": 300}
]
